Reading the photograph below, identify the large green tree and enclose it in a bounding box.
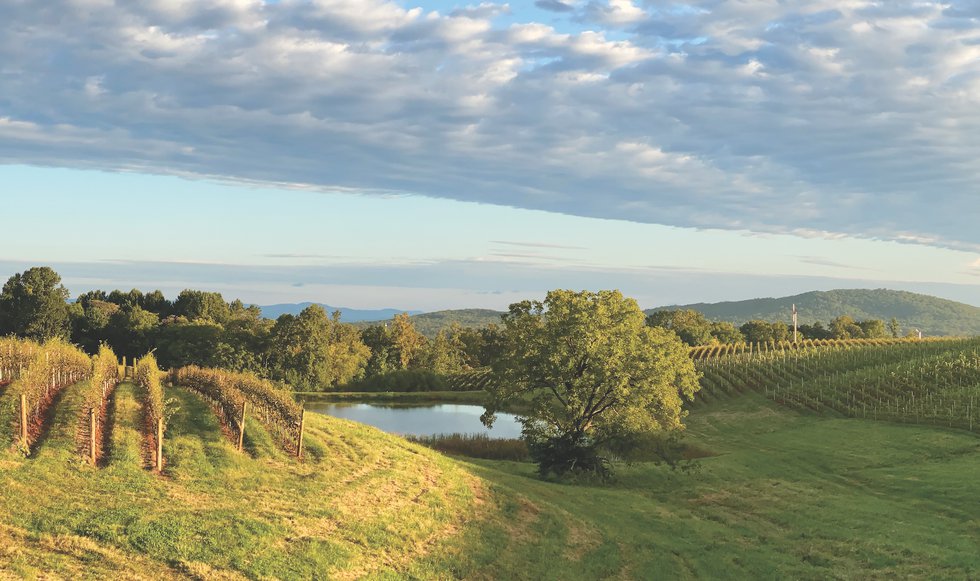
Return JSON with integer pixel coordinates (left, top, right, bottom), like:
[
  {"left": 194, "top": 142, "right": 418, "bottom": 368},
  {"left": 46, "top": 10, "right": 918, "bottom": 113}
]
[
  {"left": 646, "top": 309, "right": 744, "bottom": 346},
  {"left": 484, "top": 290, "right": 701, "bottom": 478},
  {"left": 857, "top": 319, "right": 887, "bottom": 339},
  {"left": 269, "top": 305, "right": 370, "bottom": 390},
  {"left": 646, "top": 309, "right": 714, "bottom": 346},
  {"left": 172, "top": 290, "right": 231, "bottom": 323},
  {"left": 421, "top": 328, "right": 467, "bottom": 375},
  {"left": 0, "top": 267, "right": 71, "bottom": 341},
  {"left": 739, "top": 320, "right": 789, "bottom": 343},
  {"left": 389, "top": 313, "right": 427, "bottom": 369},
  {"left": 70, "top": 298, "right": 120, "bottom": 352},
  {"left": 829, "top": 315, "right": 865, "bottom": 339}
]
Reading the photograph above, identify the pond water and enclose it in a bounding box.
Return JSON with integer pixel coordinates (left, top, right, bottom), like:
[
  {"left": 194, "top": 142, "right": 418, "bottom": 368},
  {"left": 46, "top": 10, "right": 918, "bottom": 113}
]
[{"left": 304, "top": 402, "right": 523, "bottom": 438}]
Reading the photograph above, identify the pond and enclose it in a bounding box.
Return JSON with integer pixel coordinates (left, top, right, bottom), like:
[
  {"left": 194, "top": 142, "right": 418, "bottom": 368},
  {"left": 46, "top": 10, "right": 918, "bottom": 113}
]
[{"left": 304, "top": 402, "right": 524, "bottom": 438}]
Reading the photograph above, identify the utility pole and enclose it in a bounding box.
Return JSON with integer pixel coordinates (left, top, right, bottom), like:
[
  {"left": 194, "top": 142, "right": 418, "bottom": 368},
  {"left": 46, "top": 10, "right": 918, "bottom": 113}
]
[{"left": 792, "top": 304, "right": 798, "bottom": 343}]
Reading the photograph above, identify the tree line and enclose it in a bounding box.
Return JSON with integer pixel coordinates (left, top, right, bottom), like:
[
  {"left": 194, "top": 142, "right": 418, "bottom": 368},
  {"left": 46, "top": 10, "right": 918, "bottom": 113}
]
[
  {"left": 0, "top": 267, "right": 501, "bottom": 391},
  {"left": 2, "top": 272, "right": 707, "bottom": 479},
  {"left": 646, "top": 309, "right": 909, "bottom": 346},
  {"left": 0, "top": 267, "right": 912, "bottom": 393}
]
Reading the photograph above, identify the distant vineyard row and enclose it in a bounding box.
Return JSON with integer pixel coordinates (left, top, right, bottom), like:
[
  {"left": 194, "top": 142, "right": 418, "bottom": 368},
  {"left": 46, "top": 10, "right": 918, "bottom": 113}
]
[
  {"left": 695, "top": 337, "right": 980, "bottom": 432},
  {"left": 687, "top": 336, "right": 953, "bottom": 361}
]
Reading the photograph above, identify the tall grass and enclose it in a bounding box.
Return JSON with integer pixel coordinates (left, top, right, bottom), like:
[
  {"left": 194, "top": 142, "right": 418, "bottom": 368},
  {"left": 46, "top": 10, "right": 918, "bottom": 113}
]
[{"left": 408, "top": 433, "right": 529, "bottom": 461}]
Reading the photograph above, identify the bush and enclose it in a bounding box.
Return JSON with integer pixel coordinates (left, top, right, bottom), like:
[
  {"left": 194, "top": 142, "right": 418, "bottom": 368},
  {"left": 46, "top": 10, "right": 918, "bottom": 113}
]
[
  {"left": 526, "top": 432, "right": 610, "bottom": 480},
  {"left": 338, "top": 369, "right": 449, "bottom": 392}
]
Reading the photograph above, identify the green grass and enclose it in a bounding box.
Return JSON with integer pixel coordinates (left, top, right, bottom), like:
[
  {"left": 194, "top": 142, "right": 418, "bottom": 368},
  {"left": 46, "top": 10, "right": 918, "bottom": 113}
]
[
  {"left": 411, "top": 394, "right": 980, "bottom": 579},
  {"left": 0, "top": 382, "right": 480, "bottom": 579},
  {"left": 1, "top": 383, "right": 978, "bottom": 578}
]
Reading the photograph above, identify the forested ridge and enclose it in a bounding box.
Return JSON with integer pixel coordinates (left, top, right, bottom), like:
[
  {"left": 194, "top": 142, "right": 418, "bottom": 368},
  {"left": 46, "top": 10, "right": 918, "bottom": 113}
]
[{"left": 650, "top": 288, "right": 980, "bottom": 336}]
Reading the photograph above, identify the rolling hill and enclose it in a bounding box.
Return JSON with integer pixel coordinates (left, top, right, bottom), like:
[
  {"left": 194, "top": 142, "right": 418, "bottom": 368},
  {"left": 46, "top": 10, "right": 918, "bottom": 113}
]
[
  {"left": 648, "top": 288, "right": 980, "bottom": 337},
  {"left": 259, "top": 302, "right": 423, "bottom": 322},
  {"left": 354, "top": 309, "right": 505, "bottom": 337}
]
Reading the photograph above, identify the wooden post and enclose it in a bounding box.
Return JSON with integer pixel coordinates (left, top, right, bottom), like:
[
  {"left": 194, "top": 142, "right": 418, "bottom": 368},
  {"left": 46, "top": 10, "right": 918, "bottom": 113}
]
[
  {"left": 238, "top": 401, "right": 248, "bottom": 452},
  {"left": 122, "top": 356, "right": 127, "bottom": 379},
  {"left": 792, "top": 303, "right": 798, "bottom": 343},
  {"left": 19, "top": 393, "right": 28, "bottom": 444},
  {"left": 296, "top": 408, "right": 306, "bottom": 459},
  {"left": 156, "top": 418, "right": 164, "bottom": 472},
  {"left": 90, "top": 408, "right": 98, "bottom": 464}
]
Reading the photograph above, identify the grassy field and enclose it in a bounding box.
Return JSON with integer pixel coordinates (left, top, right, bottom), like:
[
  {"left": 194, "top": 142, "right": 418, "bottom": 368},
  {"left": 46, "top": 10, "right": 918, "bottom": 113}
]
[
  {"left": 0, "top": 381, "right": 480, "bottom": 579},
  {"left": 423, "top": 393, "right": 980, "bottom": 578},
  {"left": 1, "top": 382, "right": 978, "bottom": 578}
]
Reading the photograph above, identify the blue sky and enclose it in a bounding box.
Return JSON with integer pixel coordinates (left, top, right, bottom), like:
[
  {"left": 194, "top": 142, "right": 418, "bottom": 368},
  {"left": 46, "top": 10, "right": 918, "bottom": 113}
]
[{"left": 1, "top": 0, "right": 978, "bottom": 310}]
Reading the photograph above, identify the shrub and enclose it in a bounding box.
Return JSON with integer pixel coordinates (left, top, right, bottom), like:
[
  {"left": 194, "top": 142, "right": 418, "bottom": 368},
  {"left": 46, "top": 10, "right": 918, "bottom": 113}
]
[{"left": 339, "top": 369, "right": 449, "bottom": 392}]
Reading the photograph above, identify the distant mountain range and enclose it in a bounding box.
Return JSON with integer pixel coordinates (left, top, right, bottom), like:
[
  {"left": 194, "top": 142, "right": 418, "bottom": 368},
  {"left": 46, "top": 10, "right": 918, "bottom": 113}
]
[
  {"left": 259, "top": 302, "right": 423, "bottom": 322},
  {"left": 261, "top": 289, "right": 979, "bottom": 337},
  {"left": 648, "top": 289, "right": 980, "bottom": 337}
]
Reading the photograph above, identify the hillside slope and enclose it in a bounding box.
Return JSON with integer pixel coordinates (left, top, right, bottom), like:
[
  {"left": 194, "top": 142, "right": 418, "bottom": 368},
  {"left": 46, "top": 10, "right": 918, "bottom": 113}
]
[
  {"left": 2, "top": 379, "right": 978, "bottom": 578},
  {"left": 650, "top": 288, "right": 980, "bottom": 336},
  {"left": 355, "top": 309, "right": 505, "bottom": 337},
  {"left": 0, "top": 381, "right": 482, "bottom": 579}
]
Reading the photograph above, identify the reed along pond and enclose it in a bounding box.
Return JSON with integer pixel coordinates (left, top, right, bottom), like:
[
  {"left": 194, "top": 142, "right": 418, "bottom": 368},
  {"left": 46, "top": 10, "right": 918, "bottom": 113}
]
[{"left": 304, "top": 402, "right": 523, "bottom": 438}]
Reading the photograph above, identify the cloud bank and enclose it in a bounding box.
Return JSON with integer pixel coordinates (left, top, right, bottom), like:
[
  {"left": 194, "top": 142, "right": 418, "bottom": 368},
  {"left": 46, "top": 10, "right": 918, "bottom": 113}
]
[{"left": 1, "top": 0, "right": 978, "bottom": 250}]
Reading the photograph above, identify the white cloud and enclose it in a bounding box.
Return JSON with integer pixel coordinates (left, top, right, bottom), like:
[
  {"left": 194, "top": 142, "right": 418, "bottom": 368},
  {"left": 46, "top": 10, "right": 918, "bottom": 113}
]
[{"left": 0, "top": 0, "right": 978, "bottom": 251}]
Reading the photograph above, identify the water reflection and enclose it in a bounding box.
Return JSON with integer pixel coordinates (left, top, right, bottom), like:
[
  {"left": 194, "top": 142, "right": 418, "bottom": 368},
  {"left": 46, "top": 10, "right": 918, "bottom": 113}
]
[{"left": 304, "top": 402, "right": 523, "bottom": 438}]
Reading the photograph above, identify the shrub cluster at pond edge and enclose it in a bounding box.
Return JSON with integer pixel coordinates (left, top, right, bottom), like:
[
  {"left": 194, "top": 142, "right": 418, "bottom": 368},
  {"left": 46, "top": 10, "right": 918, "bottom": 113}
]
[{"left": 407, "top": 433, "right": 529, "bottom": 461}]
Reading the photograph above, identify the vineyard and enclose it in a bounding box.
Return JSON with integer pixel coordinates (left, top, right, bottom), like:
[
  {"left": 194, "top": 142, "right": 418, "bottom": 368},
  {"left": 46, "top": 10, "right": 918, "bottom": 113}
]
[
  {"left": 0, "top": 341, "right": 309, "bottom": 469},
  {"left": 76, "top": 344, "right": 121, "bottom": 463},
  {"left": 695, "top": 337, "right": 980, "bottom": 432},
  {"left": 686, "top": 336, "right": 950, "bottom": 360},
  {"left": 171, "top": 365, "right": 305, "bottom": 456},
  {"left": 0, "top": 333, "right": 978, "bottom": 577},
  {"left": 0, "top": 337, "right": 90, "bottom": 452},
  {"left": 448, "top": 367, "right": 495, "bottom": 391},
  {"left": 135, "top": 353, "right": 167, "bottom": 470}
]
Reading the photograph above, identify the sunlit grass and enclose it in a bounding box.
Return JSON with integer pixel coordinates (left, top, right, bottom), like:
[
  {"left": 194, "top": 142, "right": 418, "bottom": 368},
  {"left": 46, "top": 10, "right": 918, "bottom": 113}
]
[{"left": 1, "top": 384, "right": 977, "bottom": 578}]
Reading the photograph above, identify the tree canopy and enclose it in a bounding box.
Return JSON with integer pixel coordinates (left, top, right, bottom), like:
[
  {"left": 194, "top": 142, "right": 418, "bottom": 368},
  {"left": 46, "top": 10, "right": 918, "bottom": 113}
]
[
  {"left": 484, "top": 290, "right": 701, "bottom": 478},
  {"left": 268, "top": 305, "right": 371, "bottom": 390},
  {"left": 0, "top": 267, "right": 71, "bottom": 341},
  {"left": 646, "top": 309, "right": 744, "bottom": 346}
]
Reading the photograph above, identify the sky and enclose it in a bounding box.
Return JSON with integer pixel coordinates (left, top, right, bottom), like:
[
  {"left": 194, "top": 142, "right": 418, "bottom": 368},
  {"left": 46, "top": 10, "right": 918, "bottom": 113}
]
[{"left": 1, "top": 0, "right": 978, "bottom": 310}]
